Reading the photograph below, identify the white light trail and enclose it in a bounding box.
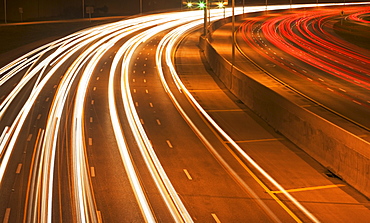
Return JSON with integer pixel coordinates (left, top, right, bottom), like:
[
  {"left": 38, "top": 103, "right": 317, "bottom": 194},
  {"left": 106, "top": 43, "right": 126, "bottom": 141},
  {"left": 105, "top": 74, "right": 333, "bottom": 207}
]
[{"left": 1, "top": 2, "right": 367, "bottom": 222}]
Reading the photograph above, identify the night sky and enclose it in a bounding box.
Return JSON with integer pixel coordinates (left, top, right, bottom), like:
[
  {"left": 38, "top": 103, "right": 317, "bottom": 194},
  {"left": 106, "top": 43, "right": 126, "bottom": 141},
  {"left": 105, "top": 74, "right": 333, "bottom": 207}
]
[{"left": 0, "top": 0, "right": 365, "bottom": 22}]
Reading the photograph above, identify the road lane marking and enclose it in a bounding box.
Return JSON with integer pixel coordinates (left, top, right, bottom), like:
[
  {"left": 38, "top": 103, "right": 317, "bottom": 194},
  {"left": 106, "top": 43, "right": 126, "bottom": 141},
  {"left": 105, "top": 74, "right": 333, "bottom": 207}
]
[
  {"left": 91, "top": 100, "right": 95, "bottom": 105},
  {"left": 16, "top": 163, "right": 22, "bottom": 174},
  {"left": 143, "top": 71, "right": 146, "bottom": 74},
  {"left": 135, "top": 102, "right": 139, "bottom": 107},
  {"left": 133, "top": 89, "right": 136, "bottom": 93},
  {"left": 3, "top": 208, "right": 10, "bottom": 223},
  {"left": 232, "top": 138, "right": 284, "bottom": 143},
  {"left": 183, "top": 169, "right": 192, "bottom": 180},
  {"left": 100, "top": 69, "right": 103, "bottom": 72},
  {"left": 221, "top": 139, "right": 303, "bottom": 222},
  {"left": 97, "top": 211, "right": 102, "bottom": 223},
  {"left": 133, "top": 78, "right": 136, "bottom": 82},
  {"left": 145, "top": 89, "right": 149, "bottom": 93},
  {"left": 53, "top": 85, "right": 57, "bottom": 89},
  {"left": 89, "top": 138, "right": 93, "bottom": 146},
  {"left": 206, "top": 109, "right": 246, "bottom": 112},
  {"left": 45, "top": 97, "right": 50, "bottom": 102},
  {"left": 156, "top": 119, "right": 161, "bottom": 125},
  {"left": 339, "top": 88, "right": 346, "bottom": 92},
  {"left": 37, "top": 114, "right": 42, "bottom": 120},
  {"left": 140, "top": 119, "right": 144, "bottom": 124},
  {"left": 93, "top": 87, "right": 97, "bottom": 91},
  {"left": 96, "top": 77, "right": 100, "bottom": 80},
  {"left": 166, "top": 140, "right": 173, "bottom": 148},
  {"left": 90, "top": 117, "right": 93, "bottom": 123},
  {"left": 27, "top": 134, "right": 32, "bottom": 142},
  {"left": 352, "top": 100, "right": 362, "bottom": 105},
  {"left": 144, "top": 79, "right": 147, "bottom": 83},
  {"left": 149, "top": 103, "right": 153, "bottom": 108},
  {"left": 270, "top": 184, "right": 345, "bottom": 194},
  {"left": 211, "top": 213, "right": 221, "bottom": 223},
  {"left": 188, "top": 89, "right": 225, "bottom": 92},
  {"left": 91, "top": 167, "right": 96, "bottom": 177}
]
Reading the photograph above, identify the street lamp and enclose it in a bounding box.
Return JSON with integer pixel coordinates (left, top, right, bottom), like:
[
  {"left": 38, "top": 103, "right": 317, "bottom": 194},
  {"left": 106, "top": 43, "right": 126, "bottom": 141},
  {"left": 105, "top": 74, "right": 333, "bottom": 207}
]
[
  {"left": 217, "top": 2, "right": 226, "bottom": 18},
  {"left": 198, "top": 1, "right": 207, "bottom": 36}
]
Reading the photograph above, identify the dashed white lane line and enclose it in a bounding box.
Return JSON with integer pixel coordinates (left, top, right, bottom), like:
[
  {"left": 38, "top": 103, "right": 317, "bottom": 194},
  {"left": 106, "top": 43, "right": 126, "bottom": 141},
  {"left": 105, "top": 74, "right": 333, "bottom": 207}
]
[
  {"left": 183, "top": 169, "right": 193, "bottom": 180},
  {"left": 166, "top": 140, "right": 173, "bottom": 148},
  {"left": 90, "top": 167, "right": 96, "bottom": 177},
  {"left": 156, "top": 119, "right": 161, "bottom": 125},
  {"left": 16, "top": 163, "right": 22, "bottom": 174},
  {"left": 211, "top": 213, "right": 221, "bottom": 223},
  {"left": 2, "top": 208, "right": 11, "bottom": 223}
]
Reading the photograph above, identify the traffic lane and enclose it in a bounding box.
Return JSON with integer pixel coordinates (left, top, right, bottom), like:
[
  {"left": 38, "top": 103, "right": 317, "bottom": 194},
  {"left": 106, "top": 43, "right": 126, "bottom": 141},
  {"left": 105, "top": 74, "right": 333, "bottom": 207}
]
[
  {"left": 179, "top": 29, "right": 370, "bottom": 222},
  {"left": 236, "top": 15, "right": 370, "bottom": 129},
  {"left": 236, "top": 26, "right": 370, "bottom": 129},
  {"left": 0, "top": 58, "right": 70, "bottom": 222},
  {"left": 130, "top": 37, "right": 295, "bottom": 222},
  {"left": 81, "top": 45, "right": 147, "bottom": 222}
]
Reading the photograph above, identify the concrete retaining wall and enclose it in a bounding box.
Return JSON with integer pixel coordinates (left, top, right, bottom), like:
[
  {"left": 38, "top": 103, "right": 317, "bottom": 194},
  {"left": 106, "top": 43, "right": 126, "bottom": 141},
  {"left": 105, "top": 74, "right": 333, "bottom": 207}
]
[{"left": 199, "top": 24, "right": 370, "bottom": 198}]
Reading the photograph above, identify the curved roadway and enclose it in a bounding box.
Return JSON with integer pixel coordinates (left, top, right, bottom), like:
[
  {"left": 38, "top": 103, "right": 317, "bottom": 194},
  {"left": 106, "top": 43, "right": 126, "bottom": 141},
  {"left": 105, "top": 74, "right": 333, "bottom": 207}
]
[
  {"left": 237, "top": 5, "right": 370, "bottom": 130},
  {"left": 0, "top": 3, "right": 370, "bottom": 223}
]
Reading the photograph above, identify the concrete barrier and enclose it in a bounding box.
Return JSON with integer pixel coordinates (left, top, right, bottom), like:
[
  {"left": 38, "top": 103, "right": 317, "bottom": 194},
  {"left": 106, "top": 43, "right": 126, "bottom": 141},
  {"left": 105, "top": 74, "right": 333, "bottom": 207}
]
[{"left": 199, "top": 20, "right": 370, "bottom": 199}]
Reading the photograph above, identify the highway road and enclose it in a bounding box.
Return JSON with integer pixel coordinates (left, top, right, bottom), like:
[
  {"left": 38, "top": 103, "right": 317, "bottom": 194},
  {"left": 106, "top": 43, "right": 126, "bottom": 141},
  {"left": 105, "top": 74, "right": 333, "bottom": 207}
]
[
  {"left": 1, "top": 3, "right": 370, "bottom": 223},
  {"left": 236, "top": 5, "right": 370, "bottom": 130}
]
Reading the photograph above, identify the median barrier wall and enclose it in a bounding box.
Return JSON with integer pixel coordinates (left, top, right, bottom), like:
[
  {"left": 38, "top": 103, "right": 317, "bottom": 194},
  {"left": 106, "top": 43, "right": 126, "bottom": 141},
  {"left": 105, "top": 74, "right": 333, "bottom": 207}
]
[{"left": 199, "top": 20, "right": 370, "bottom": 199}]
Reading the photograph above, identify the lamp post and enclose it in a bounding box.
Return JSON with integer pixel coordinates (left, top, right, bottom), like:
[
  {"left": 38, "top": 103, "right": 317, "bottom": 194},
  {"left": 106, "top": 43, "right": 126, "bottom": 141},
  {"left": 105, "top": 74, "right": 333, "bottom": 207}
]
[
  {"left": 82, "top": 0, "right": 85, "bottom": 18},
  {"left": 4, "top": 0, "right": 7, "bottom": 23},
  {"left": 231, "top": 0, "right": 235, "bottom": 71},
  {"left": 265, "top": 0, "right": 268, "bottom": 12},
  {"left": 202, "top": 1, "right": 207, "bottom": 36},
  {"left": 217, "top": 2, "right": 225, "bottom": 18}
]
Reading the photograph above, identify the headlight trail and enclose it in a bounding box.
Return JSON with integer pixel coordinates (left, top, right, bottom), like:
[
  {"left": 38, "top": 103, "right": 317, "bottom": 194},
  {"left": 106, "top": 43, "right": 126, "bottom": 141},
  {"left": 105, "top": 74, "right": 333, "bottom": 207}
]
[{"left": 0, "top": 2, "right": 365, "bottom": 222}]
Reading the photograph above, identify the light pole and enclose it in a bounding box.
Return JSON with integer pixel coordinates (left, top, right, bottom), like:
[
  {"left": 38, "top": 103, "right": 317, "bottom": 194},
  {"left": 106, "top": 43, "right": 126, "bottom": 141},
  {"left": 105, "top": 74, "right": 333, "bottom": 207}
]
[
  {"left": 265, "top": 0, "right": 268, "bottom": 12},
  {"left": 217, "top": 2, "right": 225, "bottom": 18},
  {"left": 231, "top": 0, "right": 235, "bottom": 72},
  {"left": 202, "top": 1, "right": 207, "bottom": 36},
  {"left": 4, "top": 0, "right": 7, "bottom": 23},
  {"left": 82, "top": 0, "right": 85, "bottom": 18}
]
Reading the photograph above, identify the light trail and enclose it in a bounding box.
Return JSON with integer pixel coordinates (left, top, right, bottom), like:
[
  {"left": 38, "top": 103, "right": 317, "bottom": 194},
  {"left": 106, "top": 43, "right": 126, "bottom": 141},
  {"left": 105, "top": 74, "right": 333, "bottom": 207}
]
[
  {"left": 237, "top": 4, "right": 370, "bottom": 130},
  {"left": 1, "top": 2, "right": 365, "bottom": 222}
]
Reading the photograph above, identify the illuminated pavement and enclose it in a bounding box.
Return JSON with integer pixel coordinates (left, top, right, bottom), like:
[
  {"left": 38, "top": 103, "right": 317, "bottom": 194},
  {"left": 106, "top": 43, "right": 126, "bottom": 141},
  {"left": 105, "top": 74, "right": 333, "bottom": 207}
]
[
  {"left": 234, "top": 5, "right": 370, "bottom": 131},
  {"left": 1, "top": 3, "right": 370, "bottom": 222}
]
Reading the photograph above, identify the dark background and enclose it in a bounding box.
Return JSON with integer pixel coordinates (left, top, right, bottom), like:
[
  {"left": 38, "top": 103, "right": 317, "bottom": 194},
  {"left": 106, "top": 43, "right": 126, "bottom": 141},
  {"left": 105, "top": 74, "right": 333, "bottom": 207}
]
[{"left": 0, "top": 0, "right": 366, "bottom": 22}]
